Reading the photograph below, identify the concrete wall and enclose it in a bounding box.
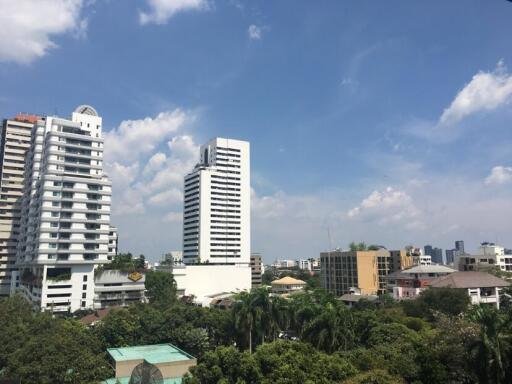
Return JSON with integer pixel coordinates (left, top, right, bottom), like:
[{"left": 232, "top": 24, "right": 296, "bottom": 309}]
[{"left": 173, "top": 264, "right": 251, "bottom": 303}]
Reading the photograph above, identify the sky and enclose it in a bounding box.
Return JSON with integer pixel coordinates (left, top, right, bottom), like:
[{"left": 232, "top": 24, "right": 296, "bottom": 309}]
[{"left": 1, "top": 0, "right": 512, "bottom": 263}]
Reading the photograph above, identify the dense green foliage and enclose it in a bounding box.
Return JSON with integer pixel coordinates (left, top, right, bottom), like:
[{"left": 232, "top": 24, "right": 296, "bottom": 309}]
[
  {"left": 95, "top": 252, "right": 146, "bottom": 274},
  {"left": 1, "top": 281, "right": 512, "bottom": 383}
]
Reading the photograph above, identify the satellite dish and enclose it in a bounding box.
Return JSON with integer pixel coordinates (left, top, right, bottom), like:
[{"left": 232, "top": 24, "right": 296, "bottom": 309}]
[{"left": 74, "top": 105, "right": 99, "bottom": 117}]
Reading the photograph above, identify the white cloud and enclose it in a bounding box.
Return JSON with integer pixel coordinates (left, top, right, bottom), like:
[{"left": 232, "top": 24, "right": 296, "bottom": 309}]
[
  {"left": 248, "top": 24, "right": 263, "bottom": 40},
  {"left": 0, "top": 0, "right": 86, "bottom": 64},
  {"left": 162, "top": 211, "right": 183, "bottom": 223},
  {"left": 440, "top": 60, "right": 512, "bottom": 125},
  {"left": 104, "top": 109, "right": 194, "bottom": 164},
  {"left": 485, "top": 166, "right": 512, "bottom": 185},
  {"left": 139, "top": 0, "right": 209, "bottom": 25},
  {"left": 143, "top": 152, "right": 167, "bottom": 176},
  {"left": 347, "top": 187, "right": 420, "bottom": 226},
  {"left": 148, "top": 188, "right": 183, "bottom": 206}
]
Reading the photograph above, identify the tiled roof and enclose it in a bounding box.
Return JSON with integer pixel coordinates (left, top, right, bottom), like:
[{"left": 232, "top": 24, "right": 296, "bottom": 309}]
[
  {"left": 429, "top": 271, "right": 510, "bottom": 289},
  {"left": 271, "top": 276, "right": 306, "bottom": 285}
]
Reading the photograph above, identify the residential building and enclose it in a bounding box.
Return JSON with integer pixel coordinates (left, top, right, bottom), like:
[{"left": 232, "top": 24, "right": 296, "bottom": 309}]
[
  {"left": 429, "top": 271, "right": 510, "bottom": 309},
  {"left": 320, "top": 249, "right": 397, "bottom": 296},
  {"left": 458, "top": 242, "right": 512, "bottom": 272},
  {"left": 272, "top": 259, "right": 296, "bottom": 269},
  {"left": 93, "top": 270, "right": 146, "bottom": 309},
  {"left": 177, "top": 138, "right": 252, "bottom": 302},
  {"left": 414, "top": 254, "right": 431, "bottom": 266},
  {"left": 14, "top": 105, "right": 112, "bottom": 312},
  {"left": 250, "top": 253, "right": 262, "bottom": 287},
  {"left": 271, "top": 276, "right": 306, "bottom": 294},
  {"left": 424, "top": 245, "right": 433, "bottom": 259},
  {"left": 103, "top": 344, "right": 196, "bottom": 384},
  {"left": 390, "top": 249, "right": 414, "bottom": 271},
  {"left": 340, "top": 290, "right": 378, "bottom": 308},
  {"left": 386, "top": 264, "right": 456, "bottom": 300},
  {"left": 0, "top": 114, "right": 38, "bottom": 296},
  {"left": 108, "top": 225, "right": 118, "bottom": 260},
  {"left": 182, "top": 137, "right": 250, "bottom": 265}
]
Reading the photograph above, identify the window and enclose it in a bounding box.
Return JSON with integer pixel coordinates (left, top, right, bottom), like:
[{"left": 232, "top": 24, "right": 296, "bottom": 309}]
[
  {"left": 82, "top": 284, "right": 87, "bottom": 290},
  {"left": 83, "top": 275, "right": 88, "bottom": 282},
  {"left": 82, "top": 292, "right": 86, "bottom": 299}
]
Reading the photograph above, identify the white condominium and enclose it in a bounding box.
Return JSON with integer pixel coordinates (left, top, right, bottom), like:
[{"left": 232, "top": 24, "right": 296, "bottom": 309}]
[
  {"left": 0, "top": 114, "right": 38, "bottom": 296},
  {"left": 183, "top": 138, "right": 250, "bottom": 265},
  {"left": 15, "top": 105, "right": 112, "bottom": 312}
]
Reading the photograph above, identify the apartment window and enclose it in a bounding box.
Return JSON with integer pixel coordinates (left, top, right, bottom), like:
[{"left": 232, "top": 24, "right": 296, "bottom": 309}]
[
  {"left": 83, "top": 275, "right": 88, "bottom": 282},
  {"left": 81, "top": 301, "right": 86, "bottom": 308},
  {"left": 82, "top": 292, "right": 86, "bottom": 299},
  {"left": 82, "top": 284, "right": 87, "bottom": 290}
]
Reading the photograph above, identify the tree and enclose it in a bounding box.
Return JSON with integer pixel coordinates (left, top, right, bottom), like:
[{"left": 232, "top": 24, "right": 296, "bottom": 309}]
[
  {"left": 144, "top": 270, "right": 177, "bottom": 306},
  {"left": 137, "top": 254, "right": 146, "bottom": 269},
  {"left": 402, "top": 287, "right": 470, "bottom": 319},
  {"left": 467, "top": 305, "right": 512, "bottom": 384},
  {"left": 302, "top": 302, "right": 356, "bottom": 353}
]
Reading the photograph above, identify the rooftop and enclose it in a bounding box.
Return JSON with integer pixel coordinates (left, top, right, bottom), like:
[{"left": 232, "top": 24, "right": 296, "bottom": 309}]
[
  {"left": 271, "top": 276, "right": 306, "bottom": 285},
  {"left": 429, "top": 271, "right": 510, "bottom": 289},
  {"left": 340, "top": 293, "right": 378, "bottom": 303},
  {"left": 104, "top": 378, "right": 182, "bottom": 384},
  {"left": 107, "top": 344, "right": 195, "bottom": 365}
]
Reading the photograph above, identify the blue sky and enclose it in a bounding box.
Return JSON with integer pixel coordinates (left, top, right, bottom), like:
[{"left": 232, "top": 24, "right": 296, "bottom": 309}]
[{"left": 2, "top": 0, "right": 512, "bottom": 262}]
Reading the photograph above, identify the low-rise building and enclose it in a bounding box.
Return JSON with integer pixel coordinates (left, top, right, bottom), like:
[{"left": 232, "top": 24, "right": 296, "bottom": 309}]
[
  {"left": 271, "top": 276, "right": 306, "bottom": 294},
  {"left": 429, "top": 271, "right": 510, "bottom": 309},
  {"left": 272, "top": 259, "right": 296, "bottom": 269},
  {"left": 386, "top": 264, "right": 456, "bottom": 300},
  {"left": 93, "top": 270, "right": 146, "bottom": 309},
  {"left": 103, "top": 343, "right": 196, "bottom": 384}
]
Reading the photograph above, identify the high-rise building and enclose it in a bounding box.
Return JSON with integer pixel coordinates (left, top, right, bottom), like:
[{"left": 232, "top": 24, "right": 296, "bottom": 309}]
[
  {"left": 182, "top": 138, "right": 250, "bottom": 265},
  {"left": 424, "top": 245, "right": 433, "bottom": 258},
  {"left": 455, "top": 240, "right": 465, "bottom": 254},
  {"left": 0, "top": 114, "right": 39, "bottom": 296},
  {"left": 15, "top": 105, "right": 113, "bottom": 312},
  {"left": 432, "top": 247, "right": 443, "bottom": 264},
  {"left": 446, "top": 249, "right": 455, "bottom": 264}
]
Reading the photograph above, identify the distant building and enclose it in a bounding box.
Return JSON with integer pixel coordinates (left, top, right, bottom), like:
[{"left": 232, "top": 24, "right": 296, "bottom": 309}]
[
  {"left": 297, "top": 259, "right": 312, "bottom": 271},
  {"left": 321, "top": 249, "right": 407, "bottom": 296},
  {"left": 93, "top": 270, "right": 146, "bottom": 309},
  {"left": 429, "top": 271, "right": 510, "bottom": 309},
  {"left": 108, "top": 226, "right": 118, "bottom": 261},
  {"left": 458, "top": 242, "right": 512, "bottom": 272},
  {"left": 432, "top": 247, "right": 443, "bottom": 264},
  {"left": 455, "top": 240, "right": 465, "bottom": 253},
  {"left": 272, "top": 259, "right": 296, "bottom": 269},
  {"left": 386, "top": 264, "right": 456, "bottom": 300},
  {"left": 424, "top": 245, "right": 433, "bottom": 259},
  {"left": 250, "top": 253, "right": 262, "bottom": 287},
  {"left": 390, "top": 249, "right": 414, "bottom": 271},
  {"left": 103, "top": 344, "right": 196, "bottom": 384},
  {"left": 446, "top": 249, "right": 455, "bottom": 264},
  {"left": 271, "top": 276, "right": 306, "bottom": 294}
]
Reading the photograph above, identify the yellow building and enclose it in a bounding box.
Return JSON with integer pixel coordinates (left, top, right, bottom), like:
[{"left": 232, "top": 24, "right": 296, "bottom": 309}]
[
  {"left": 271, "top": 276, "right": 307, "bottom": 294},
  {"left": 320, "top": 249, "right": 411, "bottom": 296}
]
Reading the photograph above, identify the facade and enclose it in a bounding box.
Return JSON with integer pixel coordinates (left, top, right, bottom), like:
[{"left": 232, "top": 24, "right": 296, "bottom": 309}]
[
  {"left": 271, "top": 276, "right": 306, "bottom": 294},
  {"left": 446, "top": 249, "right": 455, "bottom": 265},
  {"left": 455, "top": 240, "right": 465, "bottom": 253},
  {"left": 108, "top": 225, "right": 118, "bottom": 260},
  {"left": 414, "top": 254, "right": 431, "bottom": 266},
  {"left": 458, "top": 242, "right": 512, "bottom": 272},
  {"left": 14, "top": 105, "right": 112, "bottom": 312},
  {"left": 93, "top": 270, "right": 146, "bottom": 309},
  {"left": 432, "top": 247, "right": 443, "bottom": 264},
  {"left": 386, "top": 264, "right": 456, "bottom": 300},
  {"left": 390, "top": 249, "right": 414, "bottom": 272},
  {"left": 429, "top": 271, "right": 510, "bottom": 309},
  {"left": 272, "top": 259, "right": 296, "bottom": 269},
  {"left": 250, "top": 253, "right": 262, "bottom": 287},
  {"left": 424, "top": 245, "right": 433, "bottom": 259},
  {"left": 172, "top": 263, "right": 251, "bottom": 303},
  {"left": 0, "top": 114, "right": 38, "bottom": 296},
  {"left": 103, "top": 344, "right": 196, "bottom": 384},
  {"left": 321, "top": 249, "right": 398, "bottom": 296},
  {"left": 182, "top": 138, "right": 250, "bottom": 265}
]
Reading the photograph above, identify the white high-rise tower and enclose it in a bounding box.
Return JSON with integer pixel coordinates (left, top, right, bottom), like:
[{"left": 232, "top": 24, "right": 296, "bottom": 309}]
[
  {"left": 15, "top": 105, "right": 112, "bottom": 312},
  {"left": 183, "top": 138, "right": 250, "bottom": 265}
]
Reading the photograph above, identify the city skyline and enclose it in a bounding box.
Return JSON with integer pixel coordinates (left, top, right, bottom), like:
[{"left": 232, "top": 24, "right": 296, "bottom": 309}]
[{"left": 1, "top": 1, "right": 512, "bottom": 262}]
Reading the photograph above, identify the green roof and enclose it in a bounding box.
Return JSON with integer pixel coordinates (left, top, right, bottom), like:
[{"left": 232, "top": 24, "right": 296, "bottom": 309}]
[
  {"left": 103, "top": 377, "right": 182, "bottom": 384},
  {"left": 107, "top": 344, "right": 195, "bottom": 365}
]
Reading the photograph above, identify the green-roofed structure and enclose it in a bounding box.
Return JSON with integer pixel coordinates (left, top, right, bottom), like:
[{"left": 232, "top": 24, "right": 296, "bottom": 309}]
[{"left": 102, "top": 343, "right": 196, "bottom": 384}]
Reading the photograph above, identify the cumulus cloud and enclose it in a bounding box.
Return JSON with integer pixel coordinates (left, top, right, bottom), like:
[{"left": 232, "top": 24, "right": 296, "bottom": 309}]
[
  {"left": 440, "top": 60, "right": 512, "bottom": 125},
  {"left": 104, "top": 109, "right": 194, "bottom": 164},
  {"left": 139, "top": 0, "right": 209, "bottom": 25},
  {"left": 162, "top": 211, "right": 183, "bottom": 223},
  {"left": 248, "top": 24, "right": 263, "bottom": 40},
  {"left": 148, "top": 188, "right": 183, "bottom": 206},
  {"left": 485, "top": 166, "right": 512, "bottom": 185},
  {"left": 0, "top": 0, "right": 86, "bottom": 64},
  {"left": 347, "top": 187, "right": 420, "bottom": 225}
]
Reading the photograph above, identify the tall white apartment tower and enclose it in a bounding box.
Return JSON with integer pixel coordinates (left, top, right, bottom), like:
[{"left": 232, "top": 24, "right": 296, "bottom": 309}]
[
  {"left": 15, "top": 105, "right": 112, "bottom": 312},
  {"left": 183, "top": 138, "right": 250, "bottom": 265},
  {"left": 0, "top": 114, "right": 38, "bottom": 296}
]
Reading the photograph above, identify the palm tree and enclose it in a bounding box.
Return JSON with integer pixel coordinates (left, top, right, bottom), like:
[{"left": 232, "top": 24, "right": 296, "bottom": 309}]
[
  {"left": 467, "top": 305, "right": 512, "bottom": 384},
  {"left": 233, "top": 291, "right": 255, "bottom": 353},
  {"left": 302, "top": 302, "right": 355, "bottom": 353}
]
